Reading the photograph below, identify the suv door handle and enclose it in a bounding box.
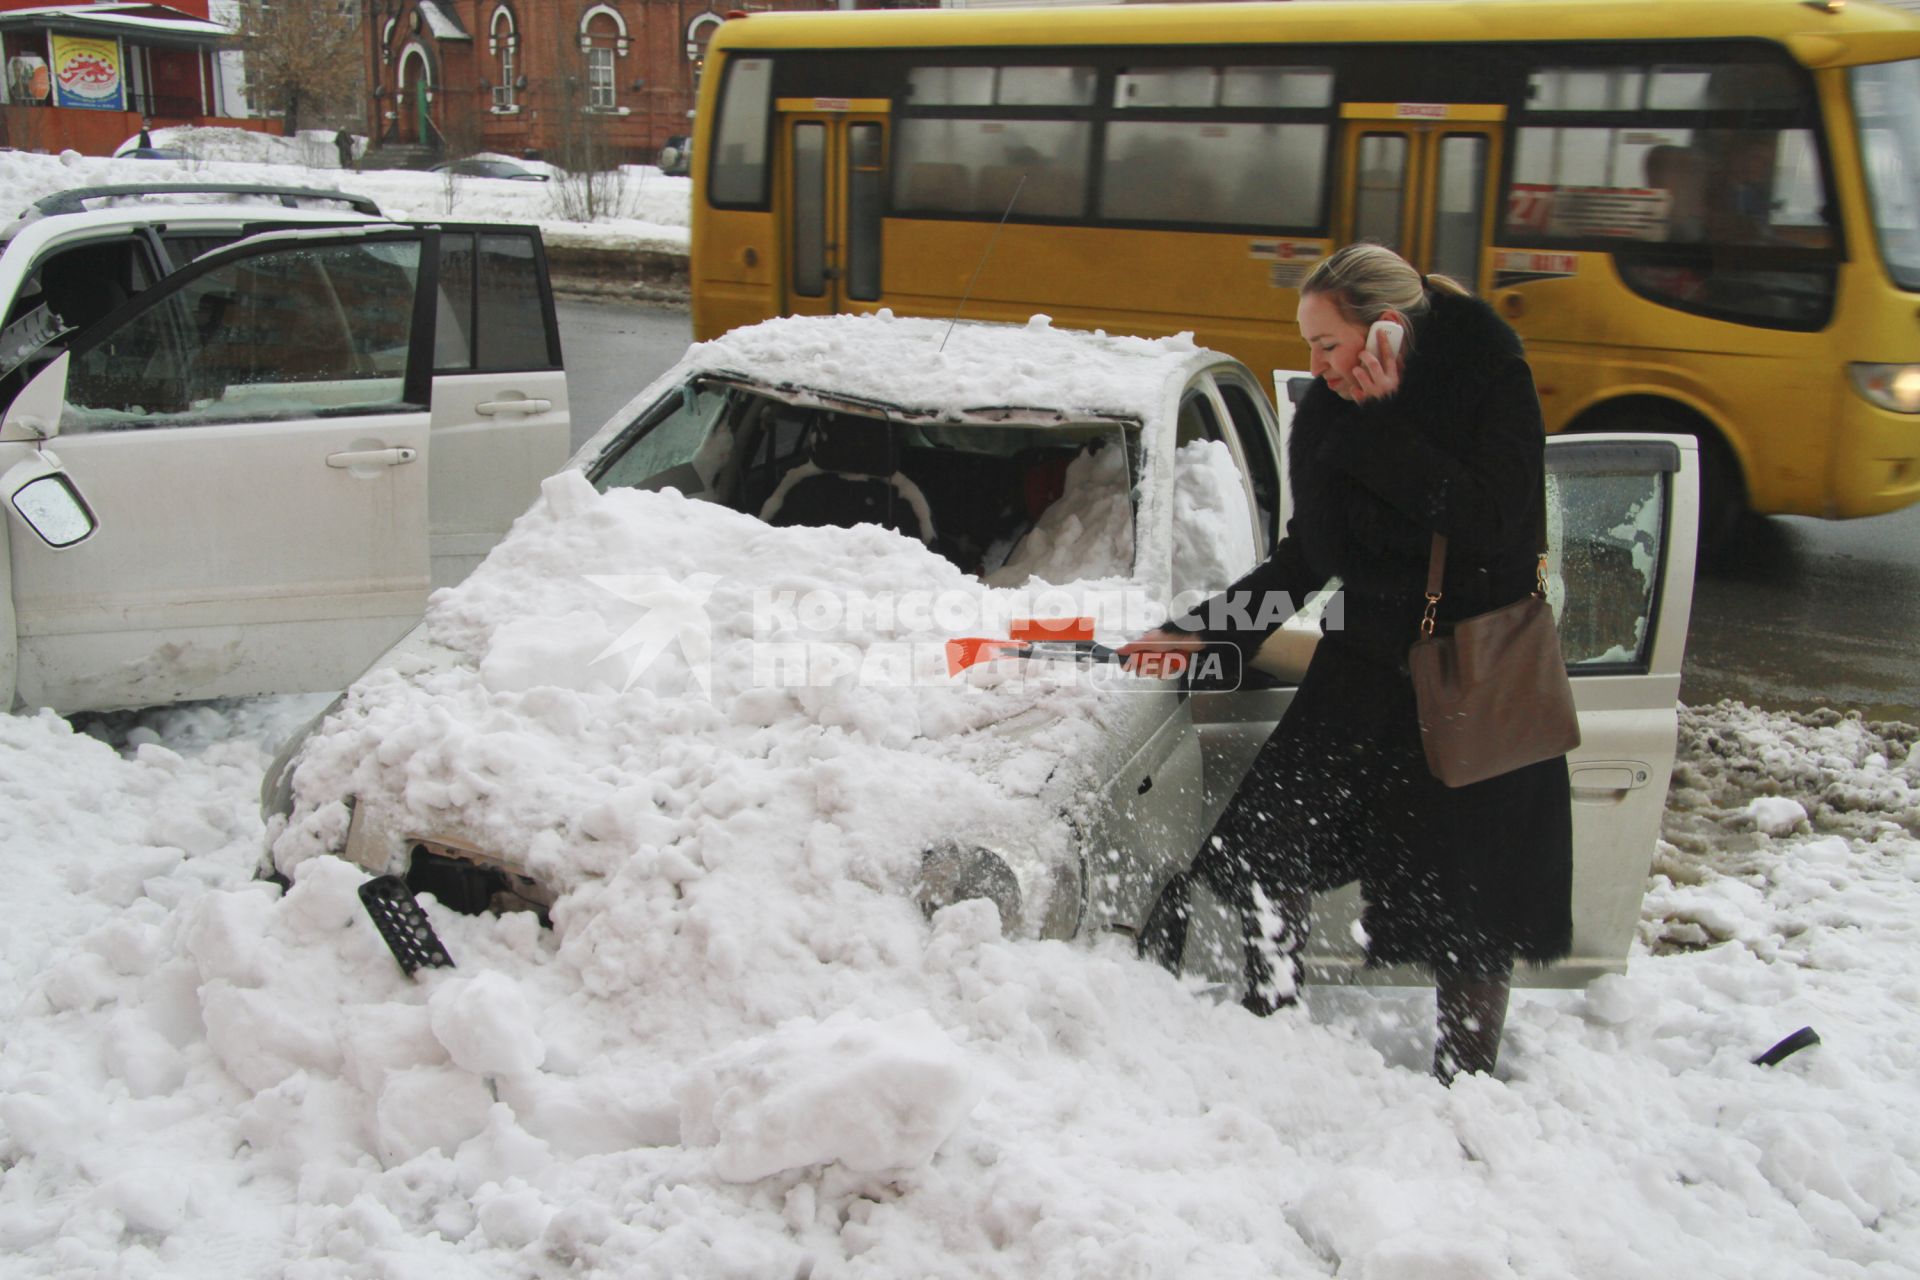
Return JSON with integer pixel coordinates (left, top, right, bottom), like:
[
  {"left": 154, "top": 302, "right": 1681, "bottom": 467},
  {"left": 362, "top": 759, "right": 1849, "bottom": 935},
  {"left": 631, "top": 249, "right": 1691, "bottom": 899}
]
[
  {"left": 475, "top": 398, "right": 553, "bottom": 416},
  {"left": 327, "top": 447, "right": 418, "bottom": 468}
]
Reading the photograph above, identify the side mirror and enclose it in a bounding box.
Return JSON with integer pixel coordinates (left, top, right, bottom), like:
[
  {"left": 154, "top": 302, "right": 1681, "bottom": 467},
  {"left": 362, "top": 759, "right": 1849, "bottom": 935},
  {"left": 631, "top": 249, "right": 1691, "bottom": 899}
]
[{"left": 4, "top": 451, "right": 97, "bottom": 549}]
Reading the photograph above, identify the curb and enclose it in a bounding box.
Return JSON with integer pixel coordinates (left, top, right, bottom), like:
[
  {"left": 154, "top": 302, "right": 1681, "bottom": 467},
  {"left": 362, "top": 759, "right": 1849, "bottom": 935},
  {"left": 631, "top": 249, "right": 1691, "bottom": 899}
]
[{"left": 545, "top": 242, "right": 690, "bottom": 306}]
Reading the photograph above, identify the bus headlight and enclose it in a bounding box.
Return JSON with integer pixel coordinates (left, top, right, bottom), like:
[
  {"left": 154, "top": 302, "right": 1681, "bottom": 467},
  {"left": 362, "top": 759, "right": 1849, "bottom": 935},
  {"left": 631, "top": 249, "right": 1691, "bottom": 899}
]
[{"left": 1849, "top": 363, "right": 1920, "bottom": 413}]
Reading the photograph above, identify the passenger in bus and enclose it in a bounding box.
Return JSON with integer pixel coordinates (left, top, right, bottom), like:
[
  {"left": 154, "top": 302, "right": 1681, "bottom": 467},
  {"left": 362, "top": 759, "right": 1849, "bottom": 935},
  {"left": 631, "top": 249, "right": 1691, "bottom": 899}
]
[
  {"left": 1122, "top": 242, "right": 1572, "bottom": 1085},
  {"left": 1643, "top": 144, "right": 1708, "bottom": 243}
]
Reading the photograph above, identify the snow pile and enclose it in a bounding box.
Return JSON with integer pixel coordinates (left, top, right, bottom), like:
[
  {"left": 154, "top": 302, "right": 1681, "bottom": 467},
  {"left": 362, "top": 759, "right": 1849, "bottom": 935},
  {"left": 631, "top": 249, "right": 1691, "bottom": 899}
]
[
  {"left": 116, "top": 125, "right": 358, "bottom": 169},
  {"left": 0, "top": 143, "right": 690, "bottom": 250},
  {"left": 686, "top": 311, "right": 1202, "bottom": 425},
  {"left": 1170, "top": 436, "right": 1259, "bottom": 592},
  {"left": 271, "top": 472, "right": 1134, "bottom": 931},
  {"left": 988, "top": 439, "right": 1134, "bottom": 587},
  {"left": 3, "top": 688, "right": 1920, "bottom": 1273}
]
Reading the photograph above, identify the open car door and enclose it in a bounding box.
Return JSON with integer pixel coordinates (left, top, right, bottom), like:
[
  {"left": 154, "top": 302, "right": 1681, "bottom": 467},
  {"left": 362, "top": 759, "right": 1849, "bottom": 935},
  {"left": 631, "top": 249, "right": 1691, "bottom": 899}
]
[{"left": 0, "top": 226, "right": 442, "bottom": 713}]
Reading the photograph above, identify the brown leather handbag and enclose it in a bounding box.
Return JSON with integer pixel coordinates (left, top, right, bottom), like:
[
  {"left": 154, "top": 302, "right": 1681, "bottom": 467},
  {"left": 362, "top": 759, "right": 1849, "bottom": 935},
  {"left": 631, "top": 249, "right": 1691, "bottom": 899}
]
[{"left": 1408, "top": 528, "right": 1580, "bottom": 787}]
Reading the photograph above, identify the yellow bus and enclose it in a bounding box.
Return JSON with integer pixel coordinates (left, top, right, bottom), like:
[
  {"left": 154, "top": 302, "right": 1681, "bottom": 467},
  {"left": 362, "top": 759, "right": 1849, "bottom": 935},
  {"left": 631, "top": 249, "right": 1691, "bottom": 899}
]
[{"left": 689, "top": 0, "right": 1920, "bottom": 543}]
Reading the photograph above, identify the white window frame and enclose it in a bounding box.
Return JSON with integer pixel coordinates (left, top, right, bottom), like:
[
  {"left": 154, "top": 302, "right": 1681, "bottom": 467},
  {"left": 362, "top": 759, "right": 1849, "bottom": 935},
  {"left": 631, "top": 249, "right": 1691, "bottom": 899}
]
[{"left": 490, "top": 7, "right": 517, "bottom": 111}]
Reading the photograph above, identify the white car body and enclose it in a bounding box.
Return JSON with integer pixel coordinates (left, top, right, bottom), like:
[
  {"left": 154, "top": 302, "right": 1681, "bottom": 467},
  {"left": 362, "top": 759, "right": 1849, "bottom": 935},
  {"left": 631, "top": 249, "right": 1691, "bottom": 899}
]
[
  {"left": 264, "top": 314, "right": 1697, "bottom": 992},
  {"left": 0, "top": 187, "right": 571, "bottom": 713}
]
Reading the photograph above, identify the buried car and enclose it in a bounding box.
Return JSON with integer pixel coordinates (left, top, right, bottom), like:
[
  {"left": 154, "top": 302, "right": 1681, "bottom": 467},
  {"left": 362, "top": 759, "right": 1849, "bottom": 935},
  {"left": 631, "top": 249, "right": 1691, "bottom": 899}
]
[{"left": 263, "top": 312, "right": 1698, "bottom": 994}]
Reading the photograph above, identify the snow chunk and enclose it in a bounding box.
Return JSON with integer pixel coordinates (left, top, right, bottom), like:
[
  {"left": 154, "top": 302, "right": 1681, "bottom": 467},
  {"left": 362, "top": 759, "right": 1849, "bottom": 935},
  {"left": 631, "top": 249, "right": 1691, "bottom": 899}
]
[
  {"left": 429, "top": 972, "right": 547, "bottom": 1078},
  {"left": 1747, "top": 795, "right": 1809, "bottom": 836},
  {"left": 375, "top": 1065, "right": 495, "bottom": 1165},
  {"left": 677, "top": 1010, "right": 976, "bottom": 1182}
]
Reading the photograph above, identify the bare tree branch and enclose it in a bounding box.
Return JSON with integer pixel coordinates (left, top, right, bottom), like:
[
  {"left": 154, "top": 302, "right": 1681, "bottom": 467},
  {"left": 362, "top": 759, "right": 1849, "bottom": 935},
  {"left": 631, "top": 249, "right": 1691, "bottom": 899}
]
[{"left": 231, "top": 0, "right": 363, "bottom": 135}]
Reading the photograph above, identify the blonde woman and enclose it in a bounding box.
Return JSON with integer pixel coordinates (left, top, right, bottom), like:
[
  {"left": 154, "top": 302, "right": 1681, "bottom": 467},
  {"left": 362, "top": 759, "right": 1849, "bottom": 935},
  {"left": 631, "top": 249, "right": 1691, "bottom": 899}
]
[{"left": 1122, "top": 242, "right": 1572, "bottom": 1084}]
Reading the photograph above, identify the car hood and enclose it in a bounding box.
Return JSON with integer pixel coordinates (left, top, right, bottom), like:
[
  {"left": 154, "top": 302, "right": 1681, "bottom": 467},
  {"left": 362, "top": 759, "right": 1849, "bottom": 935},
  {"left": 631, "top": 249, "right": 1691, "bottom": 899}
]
[{"left": 270, "top": 472, "right": 1177, "bottom": 939}]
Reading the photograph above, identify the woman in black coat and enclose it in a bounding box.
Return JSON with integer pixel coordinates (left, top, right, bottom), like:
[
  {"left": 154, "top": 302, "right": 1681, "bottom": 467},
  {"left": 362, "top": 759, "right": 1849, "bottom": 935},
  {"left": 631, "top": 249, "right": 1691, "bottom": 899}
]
[{"left": 1122, "top": 243, "right": 1573, "bottom": 1083}]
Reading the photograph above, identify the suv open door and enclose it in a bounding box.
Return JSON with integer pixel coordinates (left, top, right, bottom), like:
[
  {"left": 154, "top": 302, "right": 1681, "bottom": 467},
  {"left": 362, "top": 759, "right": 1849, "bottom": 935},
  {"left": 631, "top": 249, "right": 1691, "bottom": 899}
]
[{"left": 0, "top": 221, "right": 567, "bottom": 713}]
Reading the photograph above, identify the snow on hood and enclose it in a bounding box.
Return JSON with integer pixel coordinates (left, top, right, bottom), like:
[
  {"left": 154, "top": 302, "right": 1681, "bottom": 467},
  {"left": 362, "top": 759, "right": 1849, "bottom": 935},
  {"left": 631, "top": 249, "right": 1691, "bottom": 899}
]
[{"left": 273, "top": 471, "right": 1159, "bottom": 967}]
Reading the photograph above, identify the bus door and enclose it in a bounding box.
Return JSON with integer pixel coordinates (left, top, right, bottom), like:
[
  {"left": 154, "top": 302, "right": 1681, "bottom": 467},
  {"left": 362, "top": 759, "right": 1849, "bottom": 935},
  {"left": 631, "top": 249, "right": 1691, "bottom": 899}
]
[
  {"left": 777, "top": 99, "right": 889, "bottom": 317},
  {"left": 1336, "top": 105, "right": 1505, "bottom": 291}
]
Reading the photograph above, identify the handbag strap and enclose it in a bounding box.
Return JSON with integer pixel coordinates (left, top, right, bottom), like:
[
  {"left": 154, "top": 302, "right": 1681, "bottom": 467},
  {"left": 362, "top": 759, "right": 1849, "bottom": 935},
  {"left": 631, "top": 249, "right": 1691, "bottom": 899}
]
[{"left": 1419, "top": 491, "right": 1550, "bottom": 639}]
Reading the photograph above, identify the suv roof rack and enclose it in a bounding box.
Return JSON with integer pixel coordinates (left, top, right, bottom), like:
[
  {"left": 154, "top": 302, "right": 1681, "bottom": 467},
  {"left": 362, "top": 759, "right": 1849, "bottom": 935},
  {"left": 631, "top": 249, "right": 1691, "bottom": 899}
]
[{"left": 26, "top": 184, "right": 383, "bottom": 219}]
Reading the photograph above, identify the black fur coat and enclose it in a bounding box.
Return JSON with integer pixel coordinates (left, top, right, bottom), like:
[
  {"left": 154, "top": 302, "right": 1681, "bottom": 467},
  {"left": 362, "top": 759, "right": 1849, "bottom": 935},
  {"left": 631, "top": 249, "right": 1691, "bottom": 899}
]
[{"left": 1189, "top": 287, "right": 1574, "bottom": 968}]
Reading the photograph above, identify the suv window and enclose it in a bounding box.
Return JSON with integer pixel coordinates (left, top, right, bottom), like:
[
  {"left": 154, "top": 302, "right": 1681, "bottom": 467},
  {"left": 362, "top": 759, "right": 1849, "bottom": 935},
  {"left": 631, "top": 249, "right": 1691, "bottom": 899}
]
[
  {"left": 61, "top": 239, "right": 425, "bottom": 432},
  {"left": 0, "top": 237, "right": 166, "bottom": 402},
  {"left": 1548, "top": 443, "right": 1674, "bottom": 671},
  {"left": 433, "top": 231, "right": 559, "bottom": 373}
]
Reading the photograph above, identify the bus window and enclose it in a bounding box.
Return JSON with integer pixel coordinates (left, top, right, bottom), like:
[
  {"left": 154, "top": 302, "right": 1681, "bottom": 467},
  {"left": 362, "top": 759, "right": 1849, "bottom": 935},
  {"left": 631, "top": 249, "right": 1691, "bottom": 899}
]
[
  {"left": 907, "top": 65, "right": 995, "bottom": 106},
  {"left": 1432, "top": 135, "right": 1489, "bottom": 286},
  {"left": 846, "top": 123, "right": 884, "bottom": 301},
  {"left": 894, "top": 119, "right": 1090, "bottom": 218},
  {"left": 1102, "top": 122, "right": 1326, "bottom": 226},
  {"left": 1354, "top": 135, "right": 1408, "bottom": 250},
  {"left": 1852, "top": 59, "right": 1920, "bottom": 291},
  {"left": 1221, "top": 66, "right": 1333, "bottom": 109},
  {"left": 791, "top": 123, "right": 828, "bottom": 296},
  {"left": 710, "top": 57, "right": 774, "bottom": 206}
]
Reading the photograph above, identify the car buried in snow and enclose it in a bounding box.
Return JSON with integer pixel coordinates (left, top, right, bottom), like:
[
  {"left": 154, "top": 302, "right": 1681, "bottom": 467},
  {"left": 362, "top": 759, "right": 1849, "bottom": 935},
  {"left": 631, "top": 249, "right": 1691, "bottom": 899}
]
[{"left": 262, "top": 312, "right": 1699, "bottom": 995}]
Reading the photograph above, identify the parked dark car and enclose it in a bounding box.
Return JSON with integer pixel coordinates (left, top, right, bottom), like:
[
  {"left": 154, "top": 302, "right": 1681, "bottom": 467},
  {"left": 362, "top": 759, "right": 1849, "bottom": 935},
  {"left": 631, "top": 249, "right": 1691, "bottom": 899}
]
[
  {"left": 657, "top": 135, "right": 692, "bottom": 177},
  {"left": 431, "top": 157, "right": 551, "bottom": 182}
]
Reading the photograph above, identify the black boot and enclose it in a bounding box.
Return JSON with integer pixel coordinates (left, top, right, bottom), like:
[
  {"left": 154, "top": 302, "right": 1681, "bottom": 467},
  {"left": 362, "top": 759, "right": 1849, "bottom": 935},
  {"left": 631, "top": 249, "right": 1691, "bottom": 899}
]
[
  {"left": 1433, "top": 964, "right": 1512, "bottom": 1084},
  {"left": 1138, "top": 870, "right": 1193, "bottom": 971},
  {"left": 1240, "top": 887, "right": 1310, "bottom": 1017}
]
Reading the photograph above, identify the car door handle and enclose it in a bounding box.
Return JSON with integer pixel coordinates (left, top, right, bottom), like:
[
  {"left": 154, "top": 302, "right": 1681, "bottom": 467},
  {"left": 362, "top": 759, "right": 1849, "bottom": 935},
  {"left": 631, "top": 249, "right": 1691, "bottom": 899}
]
[
  {"left": 1570, "top": 761, "right": 1651, "bottom": 796},
  {"left": 475, "top": 398, "right": 553, "bottom": 416},
  {"left": 326, "top": 447, "right": 418, "bottom": 469}
]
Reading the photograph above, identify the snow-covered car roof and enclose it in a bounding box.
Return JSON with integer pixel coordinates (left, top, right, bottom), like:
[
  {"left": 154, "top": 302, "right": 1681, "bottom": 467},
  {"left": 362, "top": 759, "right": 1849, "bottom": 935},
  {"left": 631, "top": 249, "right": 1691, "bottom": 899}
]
[
  {"left": 4, "top": 183, "right": 383, "bottom": 234},
  {"left": 609, "top": 310, "right": 1220, "bottom": 436}
]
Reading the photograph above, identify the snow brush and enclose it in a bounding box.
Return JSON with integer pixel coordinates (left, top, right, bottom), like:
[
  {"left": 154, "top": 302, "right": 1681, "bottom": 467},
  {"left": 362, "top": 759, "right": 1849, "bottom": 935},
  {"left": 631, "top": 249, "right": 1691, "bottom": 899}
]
[{"left": 945, "top": 616, "right": 1126, "bottom": 676}]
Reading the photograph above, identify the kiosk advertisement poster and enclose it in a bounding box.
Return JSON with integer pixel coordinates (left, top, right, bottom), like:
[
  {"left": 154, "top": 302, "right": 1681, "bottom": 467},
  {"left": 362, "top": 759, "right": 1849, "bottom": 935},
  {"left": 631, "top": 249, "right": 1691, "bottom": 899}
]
[{"left": 51, "top": 36, "right": 124, "bottom": 111}]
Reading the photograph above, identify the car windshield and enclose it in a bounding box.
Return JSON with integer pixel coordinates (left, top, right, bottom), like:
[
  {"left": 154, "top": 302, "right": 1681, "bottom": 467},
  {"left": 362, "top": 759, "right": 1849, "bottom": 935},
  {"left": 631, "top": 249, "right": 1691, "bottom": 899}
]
[
  {"left": 590, "top": 377, "right": 1144, "bottom": 585},
  {"left": 1852, "top": 58, "right": 1920, "bottom": 291}
]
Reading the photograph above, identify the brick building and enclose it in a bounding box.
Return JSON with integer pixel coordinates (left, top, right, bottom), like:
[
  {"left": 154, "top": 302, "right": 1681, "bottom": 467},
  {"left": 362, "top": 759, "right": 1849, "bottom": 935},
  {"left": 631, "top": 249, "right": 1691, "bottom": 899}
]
[{"left": 366, "top": 0, "right": 827, "bottom": 167}]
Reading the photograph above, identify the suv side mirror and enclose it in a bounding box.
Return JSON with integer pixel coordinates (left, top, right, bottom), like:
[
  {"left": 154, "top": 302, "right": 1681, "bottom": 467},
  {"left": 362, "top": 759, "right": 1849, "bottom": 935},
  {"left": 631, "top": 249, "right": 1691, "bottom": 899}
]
[{"left": 4, "top": 451, "right": 97, "bottom": 549}]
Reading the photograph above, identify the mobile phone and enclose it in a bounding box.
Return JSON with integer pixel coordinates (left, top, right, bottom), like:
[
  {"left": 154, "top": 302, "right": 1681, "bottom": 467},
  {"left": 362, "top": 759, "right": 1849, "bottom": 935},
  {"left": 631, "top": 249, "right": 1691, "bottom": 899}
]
[{"left": 1367, "top": 319, "right": 1405, "bottom": 359}]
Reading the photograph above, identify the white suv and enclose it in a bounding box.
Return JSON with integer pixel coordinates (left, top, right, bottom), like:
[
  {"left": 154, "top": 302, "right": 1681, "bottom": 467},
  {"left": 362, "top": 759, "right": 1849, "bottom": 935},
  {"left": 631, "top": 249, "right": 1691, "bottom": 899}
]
[{"left": 0, "top": 184, "right": 571, "bottom": 713}]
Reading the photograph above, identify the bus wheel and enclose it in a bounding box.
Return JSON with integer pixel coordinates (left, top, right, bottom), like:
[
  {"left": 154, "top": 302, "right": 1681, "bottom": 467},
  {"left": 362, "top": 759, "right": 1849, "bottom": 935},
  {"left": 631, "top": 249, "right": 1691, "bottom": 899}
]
[{"left": 1575, "top": 402, "right": 1749, "bottom": 563}]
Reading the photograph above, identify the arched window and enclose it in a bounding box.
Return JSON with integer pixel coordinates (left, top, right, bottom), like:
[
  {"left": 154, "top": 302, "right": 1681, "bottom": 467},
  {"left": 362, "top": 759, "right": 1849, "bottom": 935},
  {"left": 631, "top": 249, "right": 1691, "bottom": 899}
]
[
  {"left": 578, "top": 4, "right": 628, "bottom": 111},
  {"left": 489, "top": 7, "right": 517, "bottom": 110},
  {"left": 686, "top": 12, "right": 722, "bottom": 95}
]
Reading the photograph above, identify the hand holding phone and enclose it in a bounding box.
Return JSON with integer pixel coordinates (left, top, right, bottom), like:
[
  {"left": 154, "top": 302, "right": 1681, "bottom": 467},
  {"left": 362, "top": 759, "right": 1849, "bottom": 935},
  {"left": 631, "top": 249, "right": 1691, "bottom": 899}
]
[
  {"left": 1367, "top": 319, "right": 1406, "bottom": 360},
  {"left": 1349, "top": 318, "right": 1405, "bottom": 403}
]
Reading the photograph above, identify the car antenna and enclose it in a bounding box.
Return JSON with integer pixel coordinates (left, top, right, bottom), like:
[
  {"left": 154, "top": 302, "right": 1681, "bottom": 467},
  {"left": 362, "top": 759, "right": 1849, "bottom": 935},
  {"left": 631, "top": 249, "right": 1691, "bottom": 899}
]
[{"left": 940, "top": 173, "right": 1026, "bottom": 353}]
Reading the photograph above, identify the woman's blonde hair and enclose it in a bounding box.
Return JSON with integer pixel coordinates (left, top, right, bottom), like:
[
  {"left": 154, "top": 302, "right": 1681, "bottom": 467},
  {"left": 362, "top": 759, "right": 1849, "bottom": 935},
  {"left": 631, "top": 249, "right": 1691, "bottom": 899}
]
[{"left": 1301, "top": 242, "right": 1470, "bottom": 331}]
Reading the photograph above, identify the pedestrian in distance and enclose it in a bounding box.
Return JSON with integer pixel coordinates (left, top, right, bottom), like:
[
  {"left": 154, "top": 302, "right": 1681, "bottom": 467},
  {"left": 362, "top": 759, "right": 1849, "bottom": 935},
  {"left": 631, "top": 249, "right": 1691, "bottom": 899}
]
[
  {"left": 336, "top": 129, "right": 356, "bottom": 172},
  {"left": 137, "top": 118, "right": 153, "bottom": 149},
  {"left": 1120, "top": 242, "right": 1574, "bottom": 1085}
]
